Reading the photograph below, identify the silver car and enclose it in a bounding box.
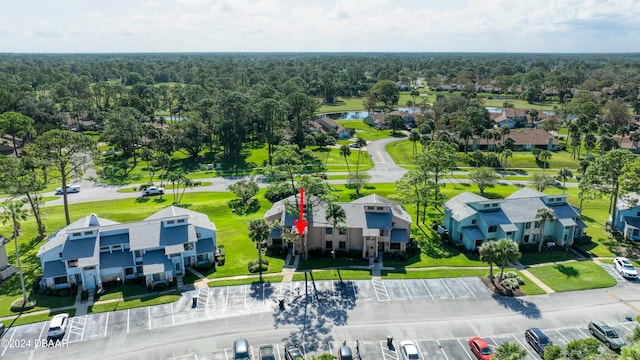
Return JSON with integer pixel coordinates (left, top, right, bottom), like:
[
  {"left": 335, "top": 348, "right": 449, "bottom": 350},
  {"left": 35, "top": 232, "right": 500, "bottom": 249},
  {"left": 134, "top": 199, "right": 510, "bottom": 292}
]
[
  {"left": 614, "top": 257, "right": 638, "bottom": 279},
  {"left": 588, "top": 320, "right": 626, "bottom": 350},
  {"left": 400, "top": 341, "right": 420, "bottom": 360}
]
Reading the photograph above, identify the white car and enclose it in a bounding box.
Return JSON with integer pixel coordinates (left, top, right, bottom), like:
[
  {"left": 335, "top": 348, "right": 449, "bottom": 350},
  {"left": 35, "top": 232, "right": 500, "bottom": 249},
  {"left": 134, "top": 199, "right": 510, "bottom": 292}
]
[
  {"left": 400, "top": 341, "right": 420, "bottom": 360},
  {"left": 47, "top": 313, "right": 69, "bottom": 340},
  {"left": 614, "top": 257, "right": 638, "bottom": 279},
  {"left": 142, "top": 186, "right": 164, "bottom": 196}
]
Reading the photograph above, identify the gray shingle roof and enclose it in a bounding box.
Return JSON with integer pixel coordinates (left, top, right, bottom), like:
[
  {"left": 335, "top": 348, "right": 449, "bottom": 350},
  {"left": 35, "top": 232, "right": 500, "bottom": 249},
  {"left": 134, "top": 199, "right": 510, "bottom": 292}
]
[
  {"left": 445, "top": 193, "right": 488, "bottom": 221},
  {"left": 100, "top": 251, "right": 134, "bottom": 270},
  {"left": 145, "top": 206, "right": 216, "bottom": 231},
  {"left": 196, "top": 238, "right": 215, "bottom": 254},
  {"left": 43, "top": 260, "right": 67, "bottom": 278},
  {"left": 623, "top": 216, "right": 640, "bottom": 229},
  {"left": 617, "top": 193, "right": 640, "bottom": 211},
  {"left": 506, "top": 187, "right": 546, "bottom": 199},
  {"left": 142, "top": 250, "right": 172, "bottom": 275},
  {"left": 501, "top": 198, "right": 547, "bottom": 223}
]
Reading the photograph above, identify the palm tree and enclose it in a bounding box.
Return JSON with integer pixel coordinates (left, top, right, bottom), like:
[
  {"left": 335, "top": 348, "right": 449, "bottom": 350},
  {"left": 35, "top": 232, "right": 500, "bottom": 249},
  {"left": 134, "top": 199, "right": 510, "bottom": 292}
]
[
  {"left": 494, "top": 342, "right": 527, "bottom": 360},
  {"left": 409, "top": 130, "right": 420, "bottom": 155},
  {"left": 539, "top": 150, "right": 552, "bottom": 174},
  {"left": 535, "top": 207, "right": 556, "bottom": 252},
  {"left": 1, "top": 200, "right": 30, "bottom": 305},
  {"left": 557, "top": 167, "right": 573, "bottom": 194},
  {"left": 479, "top": 240, "right": 499, "bottom": 280},
  {"left": 502, "top": 149, "right": 513, "bottom": 168},
  {"left": 481, "top": 129, "right": 493, "bottom": 150},
  {"left": 353, "top": 137, "right": 368, "bottom": 196},
  {"left": 339, "top": 144, "right": 351, "bottom": 175},
  {"left": 627, "top": 326, "right": 640, "bottom": 343},
  {"left": 139, "top": 147, "right": 155, "bottom": 184},
  {"left": 248, "top": 218, "right": 271, "bottom": 283},
  {"left": 325, "top": 202, "right": 346, "bottom": 256},
  {"left": 495, "top": 239, "right": 521, "bottom": 280}
]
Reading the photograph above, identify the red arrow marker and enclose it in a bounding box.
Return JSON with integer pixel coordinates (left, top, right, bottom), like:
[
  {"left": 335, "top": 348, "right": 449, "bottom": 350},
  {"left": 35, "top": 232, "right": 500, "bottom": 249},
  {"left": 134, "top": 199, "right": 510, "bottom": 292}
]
[{"left": 294, "top": 187, "right": 308, "bottom": 235}]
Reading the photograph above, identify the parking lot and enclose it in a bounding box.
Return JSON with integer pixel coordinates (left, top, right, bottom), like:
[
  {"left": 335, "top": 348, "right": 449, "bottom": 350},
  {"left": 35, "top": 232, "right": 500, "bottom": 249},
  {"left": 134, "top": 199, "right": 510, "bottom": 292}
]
[
  {"left": 163, "top": 321, "right": 638, "bottom": 359},
  {"left": 0, "top": 278, "right": 490, "bottom": 357},
  {"left": 600, "top": 262, "right": 633, "bottom": 283}
]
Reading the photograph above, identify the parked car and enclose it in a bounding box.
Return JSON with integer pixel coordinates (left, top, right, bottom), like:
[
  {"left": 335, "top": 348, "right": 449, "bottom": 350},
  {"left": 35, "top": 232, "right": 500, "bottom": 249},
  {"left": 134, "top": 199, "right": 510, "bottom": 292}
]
[
  {"left": 525, "top": 327, "right": 553, "bottom": 356},
  {"left": 284, "top": 344, "right": 304, "bottom": 360},
  {"left": 468, "top": 336, "right": 493, "bottom": 360},
  {"left": 588, "top": 320, "right": 626, "bottom": 350},
  {"left": 0, "top": 323, "right": 5, "bottom": 336},
  {"left": 142, "top": 186, "right": 164, "bottom": 196},
  {"left": 349, "top": 142, "right": 361, "bottom": 148},
  {"left": 55, "top": 185, "right": 80, "bottom": 195},
  {"left": 337, "top": 345, "right": 353, "bottom": 360},
  {"left": 233, "top": 338, "right": 251, "bottom": 360},
  {"left": 259, "top": 345, "right": 275, "bottom": 360},
  {"left": 46, "top": 313, "right": 69, "bottom": 340},
  {"left": 399, "top": 341, "right": 420, "bottom": 360},
  {"left": 614, "top": 257, "right": 638, "bottom": 279}
]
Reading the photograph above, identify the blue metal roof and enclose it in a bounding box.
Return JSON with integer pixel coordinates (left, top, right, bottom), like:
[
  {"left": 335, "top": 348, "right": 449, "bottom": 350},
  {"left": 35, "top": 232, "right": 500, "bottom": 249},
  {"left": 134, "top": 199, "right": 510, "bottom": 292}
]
[
  {"left": 270, "top": 227, "right": 282, "bottom": 238},
  {"left": 462, "top": 226, "right": 484, "bottom": 240},
  {"left": 624, "top": 216, "right": 640, "bottom": 229},
  {"left": 100, "top": 233, "right": 129, "bottom": 247},
  {"left": 364, "top": 212, "right": 392, "bottom": 229},
  {"left": 390, "top": 229, "right": 409, "bottom": 243},
  {"left": 142, "top": 250, "right": 173, "bottom": 275},
  {"left": 478, "top": 209, "right": 511, "bottom": 225},
  {"left": 100, "top": 251, "right": 134, "bottom": 270},
  {"left": 196, "top": 238, "right": 215, "bottom": 254},
  {"left": 61, "top": 237, "right": 96, "bottom": 260},
  {"left": 43, "top": 260, "right": 67, "bottom": 278}
]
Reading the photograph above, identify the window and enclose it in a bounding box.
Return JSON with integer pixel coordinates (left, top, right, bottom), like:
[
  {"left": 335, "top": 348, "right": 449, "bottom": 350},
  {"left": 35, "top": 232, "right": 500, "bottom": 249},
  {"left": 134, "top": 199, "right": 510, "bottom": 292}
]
[
  {"left": 54, "top": 276, "right": 68, "bottom": 285},
  {"left": 471, "top": 219, "right": 477, "bottom": 225},
  {"left": 525, "top": 222, "right": 531, "bottom": 229},
  {"left": 152, "top": 273, "right": 164, "bottom": 281},
  {"left": 380, "top": 229, "right": 389, "bottom": 236},
  {"left": 474, "top": 239, "right": 483, "bottom": 248},
  {"left": 136, "top": 266, "right": 143, "bottom": 274},
  {"left": 390, "top": 243, "right": 401, "bottom": 250},
  {"left": 184, "top": 243, "right": 194, "bottom": 251},
  {"left": 488, "top": 225, "right": 498, "bottom": 233},
  {"left": 167, "top": 220, "right": 174, "bottom": 225},
  {"left": 177, "top": 219, "right": 185, "bottom": 223},
  {"left": 325, "top": 228, "right": 333, "bottom": 235},
  {"left": 272, "top": 238, "right": 283, "bottom": 246},
  {"left": 534, "top": 222, "right": 541, "bottom": 228},
  {"left": 72, "top": 232, "right": 81, "bottom": 237},
  {"left": 339, "top": 228, "right": 346, "bottom": 235},
  {"left": 506, "top": 232, "right": 513, "bottom": 236},
  {"left": 196, "top": 233, "right": 201, "bottom": 239},
  {"left": 491, "top": 203, "right": 498, "bottom": 208},
  {"left": 367, "top": 206, "right": 375, "bottom": 210},
  {"left": 68, "top": 259, "right": 78, "bottom": 268},
  {"left": 100, "top": 246, "right": 110, "bottom": 252},
  {"left": 135, "top": 250, "right": 143, "bottom": 258},
  {"left": 548, "top": 198, "right": 555, "bottom": 203},
  {"left": 325, "top": 241, "right": 333, "bottom": 249},
  {"left": 524, "top": 235, "right": 530, "bottom": 243},
  {"left": 338, "top": 241, "right": 346, "bottom": 249},
  {"left": 84, "top": 231, "right": 93, "bottom": 236},
  {"left": 112, "top": 244, "right": 122, "bottom": 250},
  {"left": 633, "top": 229, "right": 640, "bottom": 237},
  {"left": 124, "top": 267, "right": 134, "bottom": 275},
  {"left": 84, "top": 266, "right": 95, "bottom": 270},
  {"left": 197, "top": 254, "right": 208, "bottom": 262},
  {"left": 636, "top": 211, "right": 640, "bottom": 217},
  {"left": 483, "top": 204, "right": 490, "bottom": 208},
  {"left": 376, "top": 206, "right": 384, "bottom": 211}
]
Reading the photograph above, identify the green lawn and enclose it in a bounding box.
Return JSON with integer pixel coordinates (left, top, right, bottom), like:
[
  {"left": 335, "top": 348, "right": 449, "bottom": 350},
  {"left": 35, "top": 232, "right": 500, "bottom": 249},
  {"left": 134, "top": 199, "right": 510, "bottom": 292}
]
[
  {"left": 381, "top": 268, "right": 488, "bottom": 279},
  {"left": 98, "top": 284, "right": 147, "bottom": 301},
  {"left": 89, "top": 291, "right": 181, "bottom": 313},
  {"left": 526, "top": 261, "right": 616, "bottom": 292},
  {"left": 207, "top": 275, "right": 284, "bottom": 287},
  {"left": 519, "top": 250, "right": 577, "bottom": 266},
  {"left": 336, "top": 120, "right": 403, "bottom": 141},
  {"left": 317, "top": 97, "right": 367, "bottom": 113},
  {"left": 297, "top": 257, "right": 369, "bottom": 270},
  {"left": 292, "top": 270, "right": 372, "bottom": 281},
  {"left": 2, "top": 309, "right": 77, "bottom": 328},
  {"left": 515, "top": 270, "right": 547, "bottom": 295}
]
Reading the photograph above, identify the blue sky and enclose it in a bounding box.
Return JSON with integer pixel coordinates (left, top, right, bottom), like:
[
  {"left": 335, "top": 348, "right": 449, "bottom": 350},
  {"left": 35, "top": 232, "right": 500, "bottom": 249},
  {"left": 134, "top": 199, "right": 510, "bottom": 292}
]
[{"left": 1, "top": 0, "right": 639, "bottom": 53}]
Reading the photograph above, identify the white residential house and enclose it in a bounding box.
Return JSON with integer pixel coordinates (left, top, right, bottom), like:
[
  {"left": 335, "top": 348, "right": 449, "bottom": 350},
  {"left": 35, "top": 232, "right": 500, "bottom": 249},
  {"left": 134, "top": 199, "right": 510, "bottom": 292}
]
[
  {"left": 264, "top": 194, "right": 412, "bottom": 259},
  {"left": 37, "top": 206, "right": 216, "bottom": 290},
  {"left": 443, "top": 188, "right": 585, "bottom": 250},
  {"left": 613, "top": 193, "right": 640, "bottom": 241}
]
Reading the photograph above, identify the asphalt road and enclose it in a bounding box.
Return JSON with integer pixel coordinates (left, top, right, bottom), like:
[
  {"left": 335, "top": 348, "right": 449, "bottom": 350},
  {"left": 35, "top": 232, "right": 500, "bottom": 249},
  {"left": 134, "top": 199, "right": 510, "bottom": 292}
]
[{"left": 6, "top": 278, "right": 640, "bottom": 360}]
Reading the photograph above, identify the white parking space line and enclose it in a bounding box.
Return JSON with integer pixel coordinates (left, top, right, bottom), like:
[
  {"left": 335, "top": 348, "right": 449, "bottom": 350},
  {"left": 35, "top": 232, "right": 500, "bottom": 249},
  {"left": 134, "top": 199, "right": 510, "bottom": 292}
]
[
  {"left": 511, "top": 334, "right": 539, "bottom": 359},
  {"left": 331, "top": 281, "right": 336, "bottom": 302},
  {"left": 620, "top": 322, "right": 635, "bottom": 331},
  {"left": 171, "top": 303, "right": 175, "bottom": 326},
  {"left": 104, "top": 312, "right": 109, "bottom": 337},
  {"left": 262, "top": 283, "right": 266, "bottom": 305},
  {"left": 372, "top": 280, "right": 390, "bottom": 301},
  {"left": 225, "top": 286, "right": 230, "bottom": 308},
  {"left": 1, "top": 328, "right": 16, "bottom": 356},
  {"left": 39, "top": 321, "right": 48, "bottom": 339},
  {"left": 456, "top": 339, "right": 473, "bottom": 359},
  {"left": 441, "top": 278, "right": 455, "bottom": 299},
  {"left": 421, "top": 279, "right": 434, "bottom": 299},
  {"left": 148, "top": 307, "right": 151, "bottom": 330},
  {"left": 436, "top": 340, "right": 450, "bottom": 360},
  {"left": 460, "top": 278, "right": 476, "bottom": 298},
  {"left": 402, "top": 280, "right": 413, "bottom": 301},
  {"left": 379, "top": 340, "right": 399, "bottom": 360},
  {"left": 326, "top": 342, "right": 332, "bottom": 354},
  {"left": 224, "top": 349, "right": 229, "bottom": 360},
  {"left": 302, "top": 344, "right": 308, "bottom": 360},
  {"left": 415, "top": 342, "right": 425, "bottom": 360},
  {"left": 244, "top": 285, "right": 248, "bottom": 307},
  {"left": 352, "top": 281, "right": 357, "bottom": 301},
  {"left": 576, "top": 327, "right": 589, "bottom": 337},
  {"left": 276, "top": 344, "right": 282, "bottom": 360},
  {"left": 127, "top": 309, "right": 130, "bottom": 334},
  {"left": 250, "top": 345, "right": 255, "bottom": 359},
  {"left": 555, "top": 329, "right": 570, "bottom": 343}
]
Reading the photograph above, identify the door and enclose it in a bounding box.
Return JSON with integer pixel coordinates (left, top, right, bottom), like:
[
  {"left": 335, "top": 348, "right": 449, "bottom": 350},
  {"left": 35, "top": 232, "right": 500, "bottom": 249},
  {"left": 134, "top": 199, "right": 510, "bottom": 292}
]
[{"left": 83, "top": 272, "right": 96, "bottom": 290}]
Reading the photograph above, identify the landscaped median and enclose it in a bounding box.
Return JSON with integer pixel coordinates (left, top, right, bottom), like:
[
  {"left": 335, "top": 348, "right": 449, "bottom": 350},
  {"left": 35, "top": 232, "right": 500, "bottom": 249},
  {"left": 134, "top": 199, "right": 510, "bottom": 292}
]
[
  {"left": 89, "top": 290, "right": 182, "bottom": 314},
  {"left": 1, "top": 309, "right": 77, "bottom": 328},
  {"left": 207, "top": 275, "right": 284, "bottom": 287},
  {"left": 526, "top": 260, "right": 617, "bottom": 292}
]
